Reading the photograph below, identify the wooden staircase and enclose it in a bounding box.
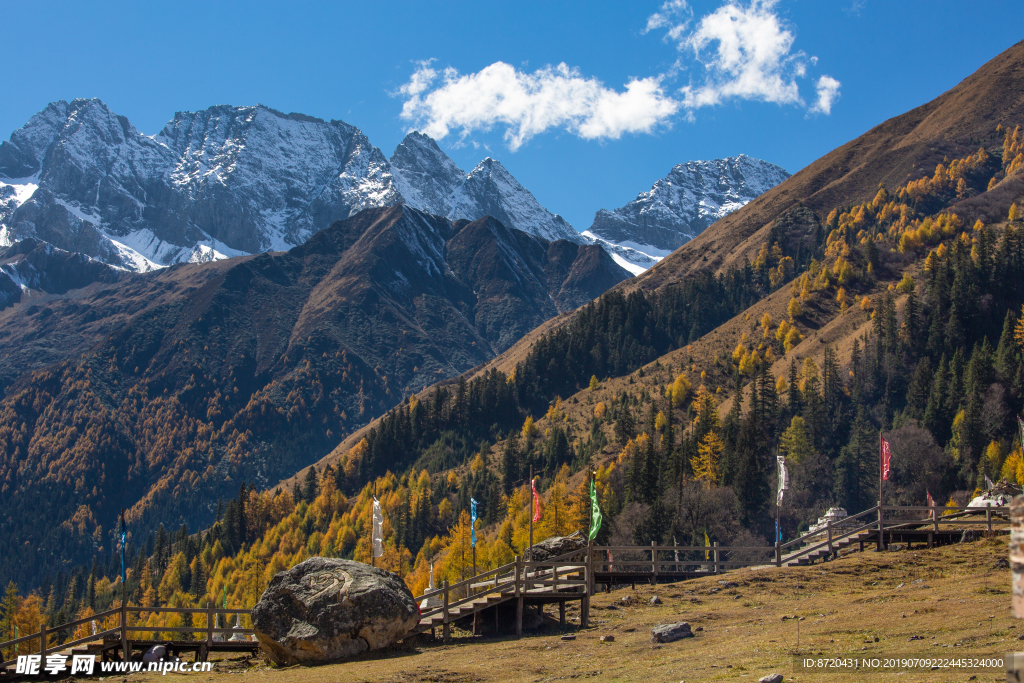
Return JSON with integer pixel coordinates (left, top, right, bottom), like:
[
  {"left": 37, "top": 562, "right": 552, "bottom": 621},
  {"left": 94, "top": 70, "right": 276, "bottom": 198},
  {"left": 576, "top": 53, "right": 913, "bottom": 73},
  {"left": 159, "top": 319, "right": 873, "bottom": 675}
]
[
  {"left": 411, "top": 556, "right": 589, "bottom": 640},
  {"left": 781, "top": 529, "right": 874, "bottom": 566},
  {"left": 414, "top": 592, "right": 510, "bottom": 633}
]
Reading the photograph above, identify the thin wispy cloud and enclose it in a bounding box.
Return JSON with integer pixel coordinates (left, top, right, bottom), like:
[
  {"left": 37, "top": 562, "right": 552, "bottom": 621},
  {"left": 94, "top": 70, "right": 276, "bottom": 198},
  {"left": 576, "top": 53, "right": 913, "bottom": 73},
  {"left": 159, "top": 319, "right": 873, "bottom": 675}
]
[{"left": 397, "top": 0, "right": 840, "bottom": 149}]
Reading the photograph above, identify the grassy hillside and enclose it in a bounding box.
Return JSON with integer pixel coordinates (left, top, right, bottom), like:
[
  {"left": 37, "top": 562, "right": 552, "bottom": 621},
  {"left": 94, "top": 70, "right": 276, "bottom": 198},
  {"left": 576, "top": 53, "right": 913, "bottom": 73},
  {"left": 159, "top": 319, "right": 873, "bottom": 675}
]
[{"left": 137, "top": 536, "right": 1012, "bottom": 683}]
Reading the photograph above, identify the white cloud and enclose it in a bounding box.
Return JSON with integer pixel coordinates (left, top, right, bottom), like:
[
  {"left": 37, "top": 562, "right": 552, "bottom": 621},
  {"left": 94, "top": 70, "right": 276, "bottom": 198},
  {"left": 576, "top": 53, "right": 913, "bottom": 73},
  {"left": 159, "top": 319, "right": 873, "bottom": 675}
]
[
  {"left": 809, "top": 75, "right": 841, "bottom": 115},
  {"left": 644, "top": 0, "right": 691, "bottom": 35},
  {"left": 398, "top": 62, "right": 680, "bottom": 151},
  {"left": 665, "top": 0, "right": 814, "bottom": 109},
  {"left": 397, "top": 1, "right": 840, "bottom": 150}
]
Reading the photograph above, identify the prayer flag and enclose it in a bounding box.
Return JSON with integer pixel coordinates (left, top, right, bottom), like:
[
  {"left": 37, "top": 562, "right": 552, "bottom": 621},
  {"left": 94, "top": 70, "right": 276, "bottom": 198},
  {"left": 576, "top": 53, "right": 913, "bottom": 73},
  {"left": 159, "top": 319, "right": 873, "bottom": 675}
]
[
  {"left": 588, "top": 479, "right": 602, "bottom": 541},
  {"left": 777, "top": 455, "right": 788, "bottom": 505},
  {"left": 119, "top": 511, "right": 127, "bottom": 585},
  {"left": 372, "top": 497, "right": 384, "bottom": 559},
  {"left": 704, "top": 531, "right": 710, "bottom": 561},
  {"left": 1018, "top": 416, "right": 1024, "bottom": 454},
  {"left": 531, "top": 478, "right": 542, "bottom": 523},
  {"left": 881, "top": 436, "right": 892, "bottom": 481},
  {"left": 470, "top": 497, "right": 478, "bottom": 547}
]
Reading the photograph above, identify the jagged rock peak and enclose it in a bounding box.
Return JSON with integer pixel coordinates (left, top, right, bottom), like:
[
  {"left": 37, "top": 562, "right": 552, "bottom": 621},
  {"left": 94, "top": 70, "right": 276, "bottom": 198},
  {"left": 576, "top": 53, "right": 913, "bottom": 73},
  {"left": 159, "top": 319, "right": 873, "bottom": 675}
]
[{"left": 584, "top": 155, "right": 789, "bottom": 268}]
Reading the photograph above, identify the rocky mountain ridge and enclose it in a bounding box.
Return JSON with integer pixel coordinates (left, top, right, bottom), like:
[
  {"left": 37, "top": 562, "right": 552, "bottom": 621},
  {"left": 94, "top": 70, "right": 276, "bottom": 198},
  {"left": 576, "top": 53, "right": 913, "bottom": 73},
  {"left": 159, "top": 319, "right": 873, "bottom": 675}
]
[
  {"left": 0, "top": 101, "right": 582, "bottom": 272},
  {"left": 584, "top": 155, "right": 790, "bottom": 269}
]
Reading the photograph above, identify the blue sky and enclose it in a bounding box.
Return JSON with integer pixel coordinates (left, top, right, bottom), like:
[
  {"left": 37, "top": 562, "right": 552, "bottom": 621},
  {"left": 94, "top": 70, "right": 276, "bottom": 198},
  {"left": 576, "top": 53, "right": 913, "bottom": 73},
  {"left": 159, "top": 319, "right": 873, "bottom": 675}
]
[{"left": 1, "top": 1, "right": 1020, "bottom": 231}]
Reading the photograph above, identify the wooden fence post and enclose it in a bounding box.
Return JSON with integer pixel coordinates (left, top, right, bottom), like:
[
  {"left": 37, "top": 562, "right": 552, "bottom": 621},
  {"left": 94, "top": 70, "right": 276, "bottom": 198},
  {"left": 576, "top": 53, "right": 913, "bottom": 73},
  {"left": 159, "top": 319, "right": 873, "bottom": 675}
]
[
  {"left": 441, "top": 580, "right": 450, "bottom": 644},
  {"left": 206, "top": 602, "right": 213, "bottom": 648},
  {"left": 826, "top": 521, "right": 834, "bottom": 561},
  {"left": 120, "top": 597, "right": 128, "bottom": 661},
  {"left": 39, "top": 622, "right": 46, "bottom": 659},
  {"left": 580, "top": 555, "right": 590, "bottom": 629},
  {"left": 651, "top": 541, "right": 658, "bottom": 585},
  {"left": 1011, "top": 496, "right": 1024, "bottom": 618},
  {"left": 775, "top": 539, "right": 781, "bottom": 567},
  {"left": 877, "top": 504, "right": 884, "bottom": 551},
  {"left": 514, "top": 556, "right": 523, "bottom": 637},
  {"left": 987, "top": 507, "right": 992, "bottom": 533}
]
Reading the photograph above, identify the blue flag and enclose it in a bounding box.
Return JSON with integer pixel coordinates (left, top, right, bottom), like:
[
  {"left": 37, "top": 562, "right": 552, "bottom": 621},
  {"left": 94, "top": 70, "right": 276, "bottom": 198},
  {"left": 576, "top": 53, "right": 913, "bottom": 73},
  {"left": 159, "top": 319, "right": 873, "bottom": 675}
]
[
  {"left": 776, "top": 519, "right": 782, "bottom": 543},
  {"left": 470, "top": 498, "right": 478, "bottom": 547},
  {"left": 119, "top": 512, "right": 127, "bottom": 585}
]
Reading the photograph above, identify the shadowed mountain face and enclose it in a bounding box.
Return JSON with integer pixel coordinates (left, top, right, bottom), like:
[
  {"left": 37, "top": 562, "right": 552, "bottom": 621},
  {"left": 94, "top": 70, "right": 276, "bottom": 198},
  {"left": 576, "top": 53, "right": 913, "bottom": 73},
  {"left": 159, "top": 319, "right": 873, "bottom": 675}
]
[{"left": 0, "top": 204, "right": 627, "bottom": 588}]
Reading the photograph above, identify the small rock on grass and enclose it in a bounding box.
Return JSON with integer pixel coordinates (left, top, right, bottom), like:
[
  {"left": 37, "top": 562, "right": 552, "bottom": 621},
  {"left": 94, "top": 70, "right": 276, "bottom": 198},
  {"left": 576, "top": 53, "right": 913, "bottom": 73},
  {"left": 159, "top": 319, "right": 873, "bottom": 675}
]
[
  {"left": 649, "top": 595, "right": 662, "bottom": 605},
  {"left": 600, "top": 635, "right": 615, "bottom": 643},
  {"left": 560, "top": 635, "right": 576, "bottom": 641},
  {"left": 759, "top": 674, "right": 783, "bottom": 683},
  {"left": 651, "top": 622, "right": 693, "bottom": 643}
]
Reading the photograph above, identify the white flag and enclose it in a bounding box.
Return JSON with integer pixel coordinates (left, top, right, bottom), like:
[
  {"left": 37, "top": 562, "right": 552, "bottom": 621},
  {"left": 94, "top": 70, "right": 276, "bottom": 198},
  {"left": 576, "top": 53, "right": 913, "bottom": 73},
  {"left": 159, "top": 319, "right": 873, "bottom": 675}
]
[
  {"left": 777, "top": 455, "right": 788, "bottom": 506},
  {"left": 372, "top": 497, "right": 384, "bottom": 559}
]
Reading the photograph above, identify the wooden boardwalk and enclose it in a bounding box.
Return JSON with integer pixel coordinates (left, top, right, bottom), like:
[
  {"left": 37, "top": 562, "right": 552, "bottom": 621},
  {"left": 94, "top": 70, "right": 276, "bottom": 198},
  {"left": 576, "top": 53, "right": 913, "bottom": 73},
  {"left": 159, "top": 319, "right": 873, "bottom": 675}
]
[{"left": 589, "top": 504, "right": 1009, "bottom": 587}]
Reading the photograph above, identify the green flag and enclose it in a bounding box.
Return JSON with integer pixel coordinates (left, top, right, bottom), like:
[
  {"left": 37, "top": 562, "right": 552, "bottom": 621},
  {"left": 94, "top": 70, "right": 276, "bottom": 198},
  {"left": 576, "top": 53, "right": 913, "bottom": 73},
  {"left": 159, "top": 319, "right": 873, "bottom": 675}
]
[
  {"left": 221, "top": 586, "right": 227, "bottom": 609},
  {"left": 588, "top": 479, "right": 603, "bottom": 541}
]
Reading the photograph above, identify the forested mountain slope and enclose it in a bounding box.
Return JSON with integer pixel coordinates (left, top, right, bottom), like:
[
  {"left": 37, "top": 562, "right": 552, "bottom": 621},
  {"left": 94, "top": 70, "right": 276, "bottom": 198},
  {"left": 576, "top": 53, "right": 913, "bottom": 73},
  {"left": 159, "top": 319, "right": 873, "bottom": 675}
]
[{"left": 0, "top": 205, "right": 627, "bottom": 589}]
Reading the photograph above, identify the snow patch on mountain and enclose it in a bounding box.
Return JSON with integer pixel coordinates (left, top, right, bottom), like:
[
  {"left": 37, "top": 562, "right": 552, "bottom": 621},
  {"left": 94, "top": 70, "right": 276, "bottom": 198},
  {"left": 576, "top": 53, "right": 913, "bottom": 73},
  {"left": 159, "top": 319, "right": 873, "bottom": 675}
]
[
  {"left": 389, "top": 134, "right": 583, "bottom": 245},
  {"left": 587, "top": 155, "right": 790, "bottom": 268}
]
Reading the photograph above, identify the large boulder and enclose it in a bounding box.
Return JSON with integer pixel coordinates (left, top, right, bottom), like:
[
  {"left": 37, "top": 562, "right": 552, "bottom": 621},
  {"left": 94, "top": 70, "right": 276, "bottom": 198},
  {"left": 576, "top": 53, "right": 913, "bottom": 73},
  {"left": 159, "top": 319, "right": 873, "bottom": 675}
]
[
  {"left": 528, "top": 531, "right": 587, "bottom": 562},
  {"left": 651, "top": 622, "right": 694, "bottom": 643},
  {"left": 252, "top": 557, "right": 418, "bottom": 665}
]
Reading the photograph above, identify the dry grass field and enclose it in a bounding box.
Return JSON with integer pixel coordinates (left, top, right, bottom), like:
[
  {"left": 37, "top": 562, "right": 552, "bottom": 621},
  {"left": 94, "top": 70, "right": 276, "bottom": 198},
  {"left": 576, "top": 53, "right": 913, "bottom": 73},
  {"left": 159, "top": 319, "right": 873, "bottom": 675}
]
[{"left": 127, "top": 535, "right": 1015, "bottom": 683}]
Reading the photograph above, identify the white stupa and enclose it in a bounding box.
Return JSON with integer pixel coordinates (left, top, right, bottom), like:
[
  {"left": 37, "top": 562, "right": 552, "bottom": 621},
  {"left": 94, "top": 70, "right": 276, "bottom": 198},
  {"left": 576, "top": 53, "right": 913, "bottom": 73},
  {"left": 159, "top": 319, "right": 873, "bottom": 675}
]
[{"left": 420, "top": 563, "right": 442, "bottom": 610}]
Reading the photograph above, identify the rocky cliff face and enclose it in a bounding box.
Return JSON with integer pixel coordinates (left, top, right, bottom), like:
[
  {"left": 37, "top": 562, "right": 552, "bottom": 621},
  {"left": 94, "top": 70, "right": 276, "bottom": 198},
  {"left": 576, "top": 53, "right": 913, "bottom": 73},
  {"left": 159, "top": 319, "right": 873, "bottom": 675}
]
[
  {"left": 0, "top": 101, "right": 582, "bottom": 272},
  {"left": 389, "top": 132, "right": 582, "bottom": 244},
  {"left": 0, "top": 100, "right": 401, "bottom": 270},
  {"left": 584, "top": 155, "right": 790, "bottom": 268}
]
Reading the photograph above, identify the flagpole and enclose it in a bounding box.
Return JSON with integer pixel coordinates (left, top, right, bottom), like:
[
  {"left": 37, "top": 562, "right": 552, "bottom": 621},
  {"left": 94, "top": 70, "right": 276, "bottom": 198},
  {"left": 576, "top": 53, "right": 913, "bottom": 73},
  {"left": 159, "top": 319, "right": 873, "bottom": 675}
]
[
  {"left": 878, "top": 430, "right": 884, "bottom": 552},
  {"left": 588, "top": 468, "right": 594, "bottom": 598},
  {"left": 775, "top": 444, "right": 781, "bottom": 564},
  {"left": 878, "top": 430, "right": 883, "bottom": 507},
  {"left": 371, "top": 482, "right": 376, "bottom": 568},
  {"left": 528, "top": 465, "right": 534, "bottom": 563},
  {"left": 119, "top": 508, "right": 128, "bottom": 662}
]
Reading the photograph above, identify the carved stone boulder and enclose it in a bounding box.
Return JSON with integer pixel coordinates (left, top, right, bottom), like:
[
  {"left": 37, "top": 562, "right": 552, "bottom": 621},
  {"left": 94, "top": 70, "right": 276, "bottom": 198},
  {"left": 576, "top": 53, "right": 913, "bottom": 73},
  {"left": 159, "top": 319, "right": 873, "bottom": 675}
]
[{"left": 252, "top": 557, "right": 418, "bottom": 665}]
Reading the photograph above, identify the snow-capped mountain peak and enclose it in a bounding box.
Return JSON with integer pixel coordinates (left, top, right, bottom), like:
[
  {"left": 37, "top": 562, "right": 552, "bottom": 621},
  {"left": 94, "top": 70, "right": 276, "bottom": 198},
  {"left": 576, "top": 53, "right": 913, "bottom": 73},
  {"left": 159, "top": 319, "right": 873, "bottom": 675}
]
[
  {"left": 586, "top": 155, "right": 790, "bottom": 268},
  {"left": 0, "top": 104, "right": 589, "bottom": 272}
]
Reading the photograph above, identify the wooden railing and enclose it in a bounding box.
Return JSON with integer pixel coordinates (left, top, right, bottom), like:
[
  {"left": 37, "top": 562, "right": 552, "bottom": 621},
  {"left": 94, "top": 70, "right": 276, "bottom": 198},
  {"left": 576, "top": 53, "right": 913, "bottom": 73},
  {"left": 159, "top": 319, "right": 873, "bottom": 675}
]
[
  {"left": 416, "top": 548, "right": 589, "bottom": 640},
  {"left": 589, "top": 504, "right": 1010, "bottom": 577},
  {"left": 0, "top": 603, "right": 255, "bottom": 670}
]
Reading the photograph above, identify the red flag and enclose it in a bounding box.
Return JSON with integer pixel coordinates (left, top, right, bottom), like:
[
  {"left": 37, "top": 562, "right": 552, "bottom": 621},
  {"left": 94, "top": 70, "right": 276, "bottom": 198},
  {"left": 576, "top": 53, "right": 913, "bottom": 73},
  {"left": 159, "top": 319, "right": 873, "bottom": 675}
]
[
  {"left": 531, "top": 478, "right": 542, "bottom": 523},
  {"left": 881, "top": 436, "right": 892, "bottom": 481},
  {"left": 926, "top": 490, "right": 935, "bottom": 508}
]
